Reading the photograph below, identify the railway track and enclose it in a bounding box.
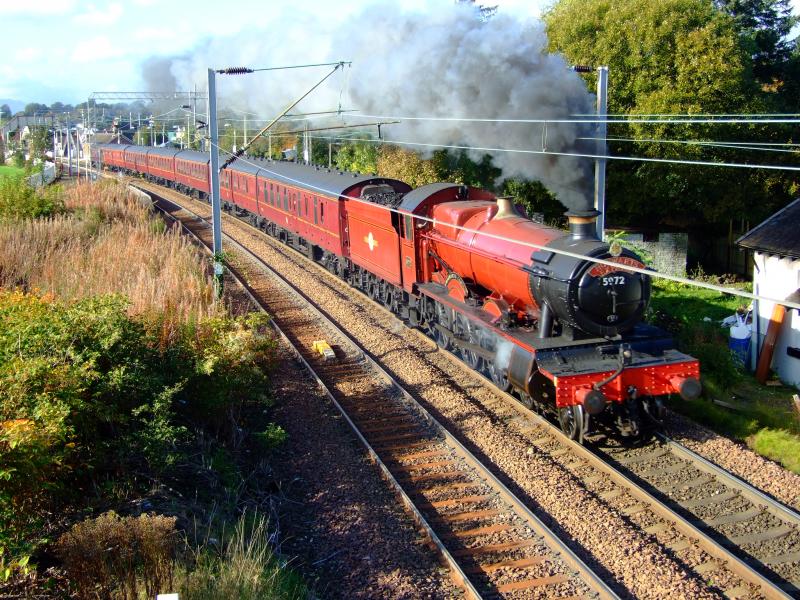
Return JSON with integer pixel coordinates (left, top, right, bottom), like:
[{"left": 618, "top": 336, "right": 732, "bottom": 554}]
[
  {"left": 143, "top": 188, "right": 617, "bottom": 599},
  {"left": 130, "top": 179, "right": 799, "bottom": 598}
]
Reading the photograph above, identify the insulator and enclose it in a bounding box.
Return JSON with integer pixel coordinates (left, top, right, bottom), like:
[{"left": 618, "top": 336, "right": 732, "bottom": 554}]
[{"left": 218, "top": 67, "right": 253, "bottom": 75}]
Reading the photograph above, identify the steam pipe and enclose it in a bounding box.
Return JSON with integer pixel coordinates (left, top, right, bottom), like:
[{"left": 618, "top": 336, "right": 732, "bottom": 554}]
[{"left": 538, "top": 303, "right": 553, "bottom": 338}]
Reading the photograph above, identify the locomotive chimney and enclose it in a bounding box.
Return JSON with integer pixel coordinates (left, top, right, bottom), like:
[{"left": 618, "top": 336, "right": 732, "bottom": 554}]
[
  {"left": 494, "top": 196, "right": 517, "bottom": 220},
  {"left": 565, "top": 209, "right": 601, "bottom": 240}
]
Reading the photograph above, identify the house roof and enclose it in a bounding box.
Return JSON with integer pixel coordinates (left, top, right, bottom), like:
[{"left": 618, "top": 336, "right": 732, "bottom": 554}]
[
  {"left": 93, "top": 133, "right": 134, "bottom": 145},
  {"left": 737, "top": 198, "right": 800, "bottom": 260}
]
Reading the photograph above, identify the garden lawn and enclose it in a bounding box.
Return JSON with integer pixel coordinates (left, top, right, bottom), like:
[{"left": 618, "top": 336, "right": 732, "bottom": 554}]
[{"left": 651, "top": 279, "right": 800, "bottom": 474}]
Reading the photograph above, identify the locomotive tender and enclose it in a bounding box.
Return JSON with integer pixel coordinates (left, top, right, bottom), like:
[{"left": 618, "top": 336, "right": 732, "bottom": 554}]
[{"left": 93, "top": 143, "right": 700, "bottom": 442}]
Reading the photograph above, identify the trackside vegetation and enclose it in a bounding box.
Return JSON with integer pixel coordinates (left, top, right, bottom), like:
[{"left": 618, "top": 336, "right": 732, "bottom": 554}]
[
  {"left": 649, "top": 277, "right": 800, "bottom": 474},
  {"left": 0, "top": 179, "right": 307, "bottom": 598}
]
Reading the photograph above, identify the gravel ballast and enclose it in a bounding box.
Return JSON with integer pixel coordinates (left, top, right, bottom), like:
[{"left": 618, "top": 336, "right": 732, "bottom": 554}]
[{"left": 269, "top": 345, "right": 460, "bottom": 599}]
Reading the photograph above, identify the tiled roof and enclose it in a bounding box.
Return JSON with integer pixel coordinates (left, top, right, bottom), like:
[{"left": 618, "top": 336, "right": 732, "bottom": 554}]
[{"left": 737, "top": 198, "right": 800, "bottom": 260}]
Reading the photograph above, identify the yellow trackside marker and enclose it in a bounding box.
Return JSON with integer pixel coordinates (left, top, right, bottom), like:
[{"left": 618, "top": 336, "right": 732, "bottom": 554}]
[
  {"left": 312, "top": 340, "right": 336, "bottom": 361},
  {"left": 364, "top": 231, "right": 379, "bottom": 251}
]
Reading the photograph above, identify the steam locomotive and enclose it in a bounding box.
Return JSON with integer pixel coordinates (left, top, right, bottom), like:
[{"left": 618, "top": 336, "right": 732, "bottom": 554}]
[{"left": 93, "top": 143, "right": 700, "bottom": 442}]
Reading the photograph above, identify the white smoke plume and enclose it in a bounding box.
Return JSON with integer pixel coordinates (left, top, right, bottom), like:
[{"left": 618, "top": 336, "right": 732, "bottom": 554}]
[{"left": 144, "top": 3, "right": 595, "bottom": 210}]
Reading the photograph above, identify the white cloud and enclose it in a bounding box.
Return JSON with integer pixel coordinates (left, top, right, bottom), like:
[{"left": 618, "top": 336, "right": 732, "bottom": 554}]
[
  {"left": 14, "top": 47, "right": 42, "bottom": 62},
  {"left": 70, "top": 36, "right": 126, "bottom": 63},
  {"left": 1, "top": 0, "right": 76, "bottom": 15},
  {"left": 72, "top": 3, "right": 124, "bottom": 26}
]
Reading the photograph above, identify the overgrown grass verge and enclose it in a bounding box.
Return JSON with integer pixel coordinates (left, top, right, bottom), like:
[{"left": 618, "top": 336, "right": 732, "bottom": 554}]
[
  {"left": 0, "top": 165, "right": 26, "bottom": 179},
  {"left": 650, "top": 277, "right": 800, "bottom": 474},
  {"left": 0, "top": 178, "right": 305, "bottom": 597},
  {"left": 176, "top": 513, "right": 307, "bottom": 600}
]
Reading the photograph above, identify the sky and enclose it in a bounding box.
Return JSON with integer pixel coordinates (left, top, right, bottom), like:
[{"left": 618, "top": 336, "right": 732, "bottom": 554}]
[{"left": 0, "top": 0, "right": 547, "bottom": 106}]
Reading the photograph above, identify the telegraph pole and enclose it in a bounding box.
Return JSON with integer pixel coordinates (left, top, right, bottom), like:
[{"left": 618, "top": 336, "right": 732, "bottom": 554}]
[
  {"left": 594, "top": 66, "right": 608, "bottom": 240},
  {"left": 208, "top": 68, "right": 224, "bottom": 298}
]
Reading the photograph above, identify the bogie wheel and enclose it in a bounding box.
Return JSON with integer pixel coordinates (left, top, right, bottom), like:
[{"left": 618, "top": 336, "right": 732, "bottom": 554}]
[
  {"left": 641, "top": 396, "right": 666, "bottom": 428},
  {"left": 558, "top": 404, "right": 587, "bottom": 443},
  {"left": 518, "top": 392, "right": 534, "bottom": 410}
]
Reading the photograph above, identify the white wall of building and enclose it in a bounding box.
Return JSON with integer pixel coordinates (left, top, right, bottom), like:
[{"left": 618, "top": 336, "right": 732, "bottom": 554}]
[{"left": 751, "top": 252, "right": 800, "bottom": 388}]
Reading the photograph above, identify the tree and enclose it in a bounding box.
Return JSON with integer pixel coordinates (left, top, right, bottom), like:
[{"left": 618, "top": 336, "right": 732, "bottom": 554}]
[
  {"left": 0, "top": 104, "right": 10, "bottom": 121},
  {"left": 27, "top": 126, "right": 50, "bottom": 163},
  {"left": 429, "top": 150, "right": 501, "bottom": 189},
  {"left": 334, "top": 140, "right": 378, "bottom": 174},
  {"left": 376, "top": 146, "right": 440, "bottom": 187},
  {"left": 544, "top": 0, "right": 793, "bottom": 228},
  {"left": 23, "top": 103, "right": 48, "bottom": 116},
  {"left": 715, "top": 0, "right": 797, "bottom": 84},
  {"left": 456, "top": 0, "right": 498, "bottom": 21}
]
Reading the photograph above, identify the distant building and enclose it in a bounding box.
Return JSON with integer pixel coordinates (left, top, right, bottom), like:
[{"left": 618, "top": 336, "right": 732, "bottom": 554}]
[
  {"left": 1, "top": 114, "right": 54, "bottom": 148},
  {"left": 737, "top": 199, "right": 800, "bottom": 388}
]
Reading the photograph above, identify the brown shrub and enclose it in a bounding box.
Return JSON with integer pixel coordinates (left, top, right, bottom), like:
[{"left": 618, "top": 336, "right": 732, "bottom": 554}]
[
  {"left": 0, "top": 180, "right": 222, "bottom": 345},
  {"left": 55, "top": 511, "right": 177, "bottom": 599}
]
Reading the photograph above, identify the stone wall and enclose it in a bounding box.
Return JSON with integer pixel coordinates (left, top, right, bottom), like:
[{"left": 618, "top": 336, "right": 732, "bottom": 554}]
[{"left": 612, "top": 231, "right": 688, "bottom": 276}]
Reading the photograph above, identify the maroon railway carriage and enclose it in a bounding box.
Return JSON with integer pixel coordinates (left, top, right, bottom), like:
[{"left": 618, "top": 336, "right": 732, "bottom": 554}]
[
  {"left": 146, "top": 148, "right": 180, "bottom": 184},
  {"left": 174, "top": 150, "right": 210, "bottom": 196},
  {"left": 94, "top": 143, "right": 700, "bottom": 442}
]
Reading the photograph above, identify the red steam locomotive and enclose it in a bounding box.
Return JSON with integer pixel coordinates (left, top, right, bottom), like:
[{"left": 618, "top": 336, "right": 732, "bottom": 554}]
[{"left": 93, "top": 143, "right": 700, "bottom": 442}]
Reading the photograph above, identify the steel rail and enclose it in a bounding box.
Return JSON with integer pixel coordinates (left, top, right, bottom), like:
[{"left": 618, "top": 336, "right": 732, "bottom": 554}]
[
  {"left": 136, "top": 184, "right": 619, "bottom": 600},
  {"left": 656, "top": 433, "right": 800, "bottom": 526}
]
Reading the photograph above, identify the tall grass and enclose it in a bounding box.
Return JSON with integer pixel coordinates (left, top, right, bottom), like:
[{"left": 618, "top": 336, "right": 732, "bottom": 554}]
[
  {"left": 177, "top": 514, "right": 307, "bottom": 600},
  {"left": 0, "top": 181, "right": 220, "bottom": 342}
]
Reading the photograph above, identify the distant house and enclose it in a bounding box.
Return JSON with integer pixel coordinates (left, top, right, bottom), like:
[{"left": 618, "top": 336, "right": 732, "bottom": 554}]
[
  {"left": 1, "top": 115, "right": 54, "bottom": 147},
  {"left": 92, "top": 132, "right": 134, "bottom": 145},
  {"left": 737, "top": 199, "right": 800, "bottom": 388}
]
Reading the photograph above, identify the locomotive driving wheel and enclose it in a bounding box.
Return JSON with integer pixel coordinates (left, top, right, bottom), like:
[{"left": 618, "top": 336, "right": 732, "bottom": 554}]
[
  {"left": 455, "top": 314, "right": 484, "bottom": 370},
  {"left": 487, "top": 360, "right": 511, "bottom": 392},
  {"left": 432, "top": 303, "right": 453, "bottom": 350},
  {"left": 558, "top": 404, "right": 587, "bottom": 443}
]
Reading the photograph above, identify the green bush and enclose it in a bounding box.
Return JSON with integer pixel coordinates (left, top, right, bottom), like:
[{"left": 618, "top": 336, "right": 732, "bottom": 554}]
[
  {"left": 0, "top": 291, "right": 279, "bottom": 566},
  {"left": 0, "top": 174, "right": 63, "bottom": 221}
]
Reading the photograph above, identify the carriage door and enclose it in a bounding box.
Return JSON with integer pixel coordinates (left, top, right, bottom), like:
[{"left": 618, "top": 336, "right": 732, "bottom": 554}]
[
  {"left": 400, "top": 212, "right": 416, "bottom": 292},
  {"left": 340, "top": 202, "right": 351, "bottom": 258}
]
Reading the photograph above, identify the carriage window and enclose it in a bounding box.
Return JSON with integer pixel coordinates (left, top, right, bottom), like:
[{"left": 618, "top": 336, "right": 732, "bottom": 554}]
[
  {"left": 283, "top": 189, "right": 288, "bottom": 211},
  {"left": 313, "top": 197, "right": 318, "bottom": 225},
  {"left": 305, "top": 197, "right": 308, "bottom": 217},
  {"left": 320, "top": 202, "right": 324, "bottom": 223},
  {"left": 404, "top": 215, "right": 413, "bottom": 240}
]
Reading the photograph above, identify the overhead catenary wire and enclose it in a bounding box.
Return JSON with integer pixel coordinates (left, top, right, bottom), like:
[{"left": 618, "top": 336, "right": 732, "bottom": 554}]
[
  {"left": 349, "top": 112, "right": 800, "bottom": 125},
  {"left": 206, "top": 140, "right": 800, "bottom": 312},
  {"left": 288, "top": 134, "right": 800, "bottom": 173},
  {"left": 579, "top": 136, "right": 800, "bottom": 155},
  {"left": 570, "top": 112, "right": 800, "bottom": 118}
]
